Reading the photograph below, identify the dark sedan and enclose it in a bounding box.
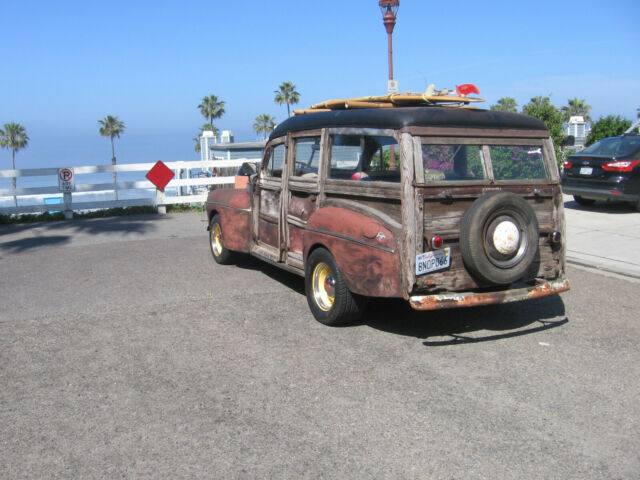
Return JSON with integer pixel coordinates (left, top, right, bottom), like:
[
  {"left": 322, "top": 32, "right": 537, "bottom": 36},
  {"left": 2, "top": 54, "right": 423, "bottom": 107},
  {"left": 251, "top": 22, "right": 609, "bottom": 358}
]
[{"left": 562, "top": 134, "right": 640, "bottom": 210}]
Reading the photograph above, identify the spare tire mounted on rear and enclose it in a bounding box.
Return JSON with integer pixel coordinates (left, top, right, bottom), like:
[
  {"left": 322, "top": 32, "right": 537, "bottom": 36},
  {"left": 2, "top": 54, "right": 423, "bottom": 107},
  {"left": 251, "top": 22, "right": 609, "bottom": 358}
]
[{"left": 460, "top": 191, "right": 539, "bottom": 285}]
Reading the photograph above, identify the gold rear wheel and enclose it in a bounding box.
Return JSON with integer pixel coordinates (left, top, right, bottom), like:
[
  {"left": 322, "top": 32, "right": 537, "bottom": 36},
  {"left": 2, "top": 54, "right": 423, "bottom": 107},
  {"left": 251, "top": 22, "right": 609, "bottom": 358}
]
[
  {"left": 305, "top": 248, "right": 364, "bottom": 326},
  {"left": 311, "top": 262, "right": 335, "bottom": 312}
]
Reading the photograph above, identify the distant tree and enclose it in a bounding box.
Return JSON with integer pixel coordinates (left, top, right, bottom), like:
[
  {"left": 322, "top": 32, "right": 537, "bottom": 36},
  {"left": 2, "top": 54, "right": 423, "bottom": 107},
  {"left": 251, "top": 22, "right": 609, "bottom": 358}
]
[
  {"left": 274, "top": 81, "right": 300, "bottom": 118},
  {"left": 0, "top": 122, "right": 29, "bottom": 207},
  {"left": 522, "top": 96, "right": 565, "bottom": 165},
  {"left": 561, "top": 98, "right": 592, "bottom": 122},
  {"left": 198, "top": 95, "right": 225, "bottom": 133},
  {"left": 491, "top": 97, "right": 518, "bottom": 113},
  {"left": 253, "top": 114, "right": 277, "bottom": 140},
  {"left": 98, "top": 115, "right": 125, "bottom": 200},
  {"left": 586, "top": 115, "right": 632, "bottom": 146}
]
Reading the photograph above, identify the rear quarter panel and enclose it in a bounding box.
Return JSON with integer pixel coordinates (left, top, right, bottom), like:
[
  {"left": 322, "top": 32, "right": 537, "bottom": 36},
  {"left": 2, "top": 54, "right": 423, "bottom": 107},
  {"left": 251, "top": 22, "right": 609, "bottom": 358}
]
[{"left": 304, "top": 206, "right": 402, "bottom": 298}]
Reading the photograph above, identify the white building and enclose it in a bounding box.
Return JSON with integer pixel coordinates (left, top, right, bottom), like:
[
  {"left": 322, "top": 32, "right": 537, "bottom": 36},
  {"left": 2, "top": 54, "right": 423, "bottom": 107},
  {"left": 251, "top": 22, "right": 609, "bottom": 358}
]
[{"left": 565, "top": 116, "right": 590, "bottom": 149}]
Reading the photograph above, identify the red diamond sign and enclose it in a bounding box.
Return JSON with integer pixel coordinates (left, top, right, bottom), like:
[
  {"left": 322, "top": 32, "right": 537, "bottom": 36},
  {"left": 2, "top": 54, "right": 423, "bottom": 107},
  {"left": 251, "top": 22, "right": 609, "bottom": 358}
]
[{"left": 146, "top": 161, "right": 175, "bottom": 191}]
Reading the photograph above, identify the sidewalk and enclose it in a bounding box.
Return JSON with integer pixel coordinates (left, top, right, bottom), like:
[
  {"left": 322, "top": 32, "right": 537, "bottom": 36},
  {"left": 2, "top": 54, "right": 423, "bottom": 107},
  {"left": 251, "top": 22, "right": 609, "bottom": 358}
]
[{"left": 563, "top": 194, "right": 640, "bottom": 279}]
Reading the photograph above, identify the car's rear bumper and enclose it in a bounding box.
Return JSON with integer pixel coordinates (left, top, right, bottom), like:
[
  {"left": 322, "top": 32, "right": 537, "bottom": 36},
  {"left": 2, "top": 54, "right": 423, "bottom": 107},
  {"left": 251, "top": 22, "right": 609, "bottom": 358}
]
[
  {"left": 562, "top": 185, "right": 640, "bottom": 202},
  {"left": 409, "top": 278, "right": 570, "bottom": 311}
]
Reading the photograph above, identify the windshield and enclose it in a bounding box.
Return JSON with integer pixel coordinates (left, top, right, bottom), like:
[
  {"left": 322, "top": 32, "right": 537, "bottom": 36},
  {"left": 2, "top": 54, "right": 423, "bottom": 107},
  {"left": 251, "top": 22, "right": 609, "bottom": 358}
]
[{"left": 581, "top": 136, "right": 640, "bottom": 157}]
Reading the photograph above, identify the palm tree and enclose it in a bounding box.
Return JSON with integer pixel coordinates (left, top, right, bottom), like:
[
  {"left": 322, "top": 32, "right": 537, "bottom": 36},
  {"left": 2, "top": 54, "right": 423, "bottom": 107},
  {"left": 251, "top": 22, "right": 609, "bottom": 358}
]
[
  {"left": 198, "top": 95, "right": 225, "bottom": 132},
  {"left": 98, "top": 115, "right": 125, "bottom": 200},
  {"left": 0, "top": 123, "right": 29, "bottom": 207},
  {"left": 253, "top": 114, "right": 277, "bottom": 140},
  {"left": 274, "top": 81, "right": 300, "bottom": 118},
  {"left": 562, "top": 98, "right": 592, "bottom": 122},
  {"left": 491, "top": 97, "right": 518, "bottom": 113}
]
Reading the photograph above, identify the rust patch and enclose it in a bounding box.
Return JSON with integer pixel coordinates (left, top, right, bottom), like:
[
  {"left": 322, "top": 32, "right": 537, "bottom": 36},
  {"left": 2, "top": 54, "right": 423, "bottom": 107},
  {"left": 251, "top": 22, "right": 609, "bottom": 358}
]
[
  {"left": 304, "top": 206, "right": 401, "bottom": 297},
  {"left": 218, "top": 208, "right": 251, "bottom": 252},
  {"left": 409, "top": 279, "right": 570, "bottom": 311},
  {"left": 207, "top": 188, "right": 250, "bottom": 209},
  {"left": 307, "top": 206, "right": 396, "bottom": 251}
]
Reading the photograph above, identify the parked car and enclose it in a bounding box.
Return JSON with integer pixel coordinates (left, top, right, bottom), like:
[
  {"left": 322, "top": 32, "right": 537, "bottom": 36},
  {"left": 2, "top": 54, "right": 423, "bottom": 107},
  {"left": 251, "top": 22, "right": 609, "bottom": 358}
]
[
  {"left": 562, "top": 134, "right": 640, "bottom": 210},
  {"left": 206, "top": 94, "right": 569, "bottom": 325}
]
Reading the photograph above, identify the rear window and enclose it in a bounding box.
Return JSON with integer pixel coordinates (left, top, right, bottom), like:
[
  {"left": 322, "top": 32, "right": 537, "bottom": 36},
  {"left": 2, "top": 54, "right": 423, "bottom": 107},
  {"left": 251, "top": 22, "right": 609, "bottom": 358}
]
[
  {"left": 420, "top": 141, "right": 548, "bottom": 181},
  {"left": 581, "top": 136, "right": 640, "bottom": 157},
  {"left": 489, "top": 145, "right": 547, "bottom": 180},
  {"left": 421, "top": 145, "right": 485, "bottom": 181}
]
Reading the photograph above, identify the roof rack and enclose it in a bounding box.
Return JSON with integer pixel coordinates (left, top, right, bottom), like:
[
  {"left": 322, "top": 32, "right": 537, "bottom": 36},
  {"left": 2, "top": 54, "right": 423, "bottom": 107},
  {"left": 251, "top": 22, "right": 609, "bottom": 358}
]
[{"left": 293, "top": 85, "right": 484, "bottom": 115}]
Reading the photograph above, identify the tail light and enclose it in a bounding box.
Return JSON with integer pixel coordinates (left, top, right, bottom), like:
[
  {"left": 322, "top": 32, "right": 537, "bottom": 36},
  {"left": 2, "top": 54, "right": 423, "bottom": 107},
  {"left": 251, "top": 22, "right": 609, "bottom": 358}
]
[
  {"left": 563, "top": 161, "right": 573, "bottom": 169},
  {"left": 602, "top": 160, "right": 640, "bottom": 172},
  {"left": 431, "top": 236, "right": 444, "bottom": 249}
]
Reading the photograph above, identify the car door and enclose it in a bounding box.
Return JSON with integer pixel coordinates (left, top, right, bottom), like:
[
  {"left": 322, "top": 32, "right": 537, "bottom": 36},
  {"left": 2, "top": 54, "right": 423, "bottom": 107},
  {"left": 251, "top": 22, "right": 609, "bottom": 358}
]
[
  {"left": 285, "top": 132, "right": 323, "bottom": 271},
  {"left": 253, "top": 140, "right": 286, "bottom": 262}
]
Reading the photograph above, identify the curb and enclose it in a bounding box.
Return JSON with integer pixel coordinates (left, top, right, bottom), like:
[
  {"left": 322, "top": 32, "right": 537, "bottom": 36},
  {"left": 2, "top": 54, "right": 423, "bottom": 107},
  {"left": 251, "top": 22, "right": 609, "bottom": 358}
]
[{"left": 566, "top": 255, "right": 640, "bottom": 281}]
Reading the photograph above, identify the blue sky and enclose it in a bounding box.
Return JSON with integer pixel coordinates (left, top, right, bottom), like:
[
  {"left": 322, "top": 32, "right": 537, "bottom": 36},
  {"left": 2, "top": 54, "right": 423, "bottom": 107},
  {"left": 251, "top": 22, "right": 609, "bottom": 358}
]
[{"left": 1, "top": 0, "right": 639, "bottom": 169}]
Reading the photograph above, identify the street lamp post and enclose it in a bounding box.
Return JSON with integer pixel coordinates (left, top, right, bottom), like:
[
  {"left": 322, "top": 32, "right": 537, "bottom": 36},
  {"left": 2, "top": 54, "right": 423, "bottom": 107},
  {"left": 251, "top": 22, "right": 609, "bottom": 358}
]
[
  {"left": 379, "top": 0, "right": 399, "bottom": 169},
  {"left": 379, "top": 0, "right": 399, "bottom": 85}
]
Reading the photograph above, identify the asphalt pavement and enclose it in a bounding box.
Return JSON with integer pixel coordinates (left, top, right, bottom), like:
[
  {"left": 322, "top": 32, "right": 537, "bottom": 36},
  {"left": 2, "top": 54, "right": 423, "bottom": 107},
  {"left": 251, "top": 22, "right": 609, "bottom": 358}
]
[{"left": 0, "top": 203, "right": 639, "bottom": 479}]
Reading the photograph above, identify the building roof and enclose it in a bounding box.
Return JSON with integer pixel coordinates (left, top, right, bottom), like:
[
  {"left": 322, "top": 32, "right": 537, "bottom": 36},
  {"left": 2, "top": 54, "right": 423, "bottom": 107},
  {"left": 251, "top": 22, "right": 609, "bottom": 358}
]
[
  {"left": 209, "top": 141, "right": 266, "bottom": 151},
  {"left": 270, "top": 107, "right": 547, "bottom": 140}
]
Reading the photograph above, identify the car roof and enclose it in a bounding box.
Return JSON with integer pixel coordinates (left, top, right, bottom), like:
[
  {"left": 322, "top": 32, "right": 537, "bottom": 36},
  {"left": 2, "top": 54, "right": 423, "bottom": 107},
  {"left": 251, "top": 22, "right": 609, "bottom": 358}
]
[{"left": 269, "top": 106, "right": 548, "bottom": 140}]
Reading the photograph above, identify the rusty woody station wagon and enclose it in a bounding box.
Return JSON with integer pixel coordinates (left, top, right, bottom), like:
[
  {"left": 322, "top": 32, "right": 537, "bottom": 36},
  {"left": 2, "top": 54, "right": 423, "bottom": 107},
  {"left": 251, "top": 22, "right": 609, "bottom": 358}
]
[{"left": 206, "top": 92, "right": 569, "bottom": 325}]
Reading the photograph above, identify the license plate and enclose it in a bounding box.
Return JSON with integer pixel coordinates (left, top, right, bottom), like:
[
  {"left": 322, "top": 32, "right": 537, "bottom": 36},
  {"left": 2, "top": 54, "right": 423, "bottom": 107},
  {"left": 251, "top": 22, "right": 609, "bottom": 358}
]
[
  {"left": 580, "top": 167, "right": 593, "bottom": 175},
  {"left": 416, "top": 247, "right": 451, "bottom": 275}
]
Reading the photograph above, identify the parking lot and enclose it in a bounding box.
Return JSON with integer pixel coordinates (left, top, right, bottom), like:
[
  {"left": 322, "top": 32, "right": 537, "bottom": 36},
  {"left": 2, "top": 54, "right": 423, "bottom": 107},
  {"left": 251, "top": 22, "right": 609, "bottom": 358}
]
[{"left": 1, "top": 211, "right": 639, "bottom": 479}]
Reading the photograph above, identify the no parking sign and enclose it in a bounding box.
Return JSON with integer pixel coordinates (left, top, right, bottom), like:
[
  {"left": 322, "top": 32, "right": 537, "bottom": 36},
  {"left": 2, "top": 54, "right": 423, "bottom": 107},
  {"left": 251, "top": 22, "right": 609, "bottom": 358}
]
[{"left": 58, "top": 167, "right": 75, "bottom": 192}]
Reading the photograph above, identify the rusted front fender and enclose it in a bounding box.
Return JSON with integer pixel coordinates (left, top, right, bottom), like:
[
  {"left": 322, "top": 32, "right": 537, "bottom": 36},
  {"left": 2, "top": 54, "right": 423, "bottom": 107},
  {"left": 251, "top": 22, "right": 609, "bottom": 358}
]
[
  {"left": 409, "top": 278, "right": 570, "bottom": 311},
  {"left": 206, "top": 189, "right": 252, "bottom": 253},
  {"left": 304, "top": 206, "right": 402, "bottom": 298}
]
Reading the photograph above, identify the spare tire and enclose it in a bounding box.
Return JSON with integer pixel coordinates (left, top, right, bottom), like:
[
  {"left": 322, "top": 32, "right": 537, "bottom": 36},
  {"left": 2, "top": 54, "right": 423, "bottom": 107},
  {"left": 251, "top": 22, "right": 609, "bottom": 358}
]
[{"left": 460, "top": 191, "right": 539, "bottom": 285}]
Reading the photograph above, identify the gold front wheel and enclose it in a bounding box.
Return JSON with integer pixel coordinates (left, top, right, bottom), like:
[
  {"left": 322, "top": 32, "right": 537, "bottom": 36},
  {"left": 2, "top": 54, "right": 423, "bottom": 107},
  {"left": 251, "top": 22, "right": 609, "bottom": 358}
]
[
  {"left": 211, "top": 223, "right": 223, "bottom": 256},
  {"left": 209, "top": 214, "right": 234, "bottom": 265}
]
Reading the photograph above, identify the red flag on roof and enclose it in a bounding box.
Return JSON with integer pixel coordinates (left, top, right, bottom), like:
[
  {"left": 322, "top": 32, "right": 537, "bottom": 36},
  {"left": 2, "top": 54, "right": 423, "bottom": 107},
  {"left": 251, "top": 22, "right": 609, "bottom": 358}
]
[{"left": 456, "top": 84, "right": 480, "bottom": 96}]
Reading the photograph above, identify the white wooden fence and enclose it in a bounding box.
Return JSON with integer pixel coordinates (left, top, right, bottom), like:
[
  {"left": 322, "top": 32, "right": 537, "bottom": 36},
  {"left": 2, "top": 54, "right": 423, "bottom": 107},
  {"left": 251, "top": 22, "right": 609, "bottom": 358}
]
[{"left": 0, "top": 159, "right": 257, "bottom": 217}]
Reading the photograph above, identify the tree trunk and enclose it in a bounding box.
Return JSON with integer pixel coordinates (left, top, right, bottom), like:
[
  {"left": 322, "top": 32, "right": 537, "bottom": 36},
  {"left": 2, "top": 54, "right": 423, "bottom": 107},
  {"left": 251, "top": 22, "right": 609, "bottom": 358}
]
[
  {"left": 12, "top": 149, "right": 17, "bottom": 207},
  {"left": 111, "top": 138, "right": 118, "bottom": 201}
]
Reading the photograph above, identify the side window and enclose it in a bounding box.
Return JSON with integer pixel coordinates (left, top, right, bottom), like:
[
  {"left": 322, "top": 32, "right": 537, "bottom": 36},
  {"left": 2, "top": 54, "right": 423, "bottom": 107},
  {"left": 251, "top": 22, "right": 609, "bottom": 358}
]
[
  {"left": 263, "top": 143, "right": 285, "bottom": 178},
  {"left": 292, "top": 137, "right": 321, "bottom": 178},
  {"left": 329, "top": 134, "right": 399, "bottom": 182},
  {"left": 421, "top": 144, "right": 486, "bottom": 181},
  {"left": 489, "top": 145, "right": 548, "bottom": 180}
]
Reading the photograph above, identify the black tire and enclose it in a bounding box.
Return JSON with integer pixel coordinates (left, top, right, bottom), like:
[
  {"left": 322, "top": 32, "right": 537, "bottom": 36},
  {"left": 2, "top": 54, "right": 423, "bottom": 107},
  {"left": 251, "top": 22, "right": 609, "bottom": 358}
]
[
  {"left": 574, "top": 195, "right": 596, "bottom": 206},
  {"left": 209, "top": 214, "right": 234, "bottom": 265},
  {"left": 460, "top": 191, "right": 539, "bottom": 285},
  {"left": 305, "top": 248, "right": 365, "bottom": 326}
]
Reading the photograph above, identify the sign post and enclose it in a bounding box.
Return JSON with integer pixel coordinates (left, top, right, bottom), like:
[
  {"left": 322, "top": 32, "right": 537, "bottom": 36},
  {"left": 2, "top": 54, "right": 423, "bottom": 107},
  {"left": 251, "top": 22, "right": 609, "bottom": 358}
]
[
  {"left": 58, "top": 167, "right": 75, "bottom": 219},
  {"left": 146, "top": 161, "right": 175, "bottom": 214}
]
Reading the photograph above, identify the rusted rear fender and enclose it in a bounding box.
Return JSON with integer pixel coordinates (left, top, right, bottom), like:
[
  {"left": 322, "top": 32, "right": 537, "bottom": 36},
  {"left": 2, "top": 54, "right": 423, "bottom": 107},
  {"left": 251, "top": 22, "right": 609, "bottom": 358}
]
[
  {"left": 206, "top": 189, "right": 252, "bottom": 253},
  {"left": 304, "top": 206, "right": 402, "bottom": 298}
]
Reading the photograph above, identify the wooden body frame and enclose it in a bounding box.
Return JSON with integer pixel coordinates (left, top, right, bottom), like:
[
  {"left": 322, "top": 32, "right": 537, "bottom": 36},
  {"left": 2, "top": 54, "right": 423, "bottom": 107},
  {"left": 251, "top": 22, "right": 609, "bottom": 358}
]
[{"left": 206, "top": 121, "right": 568, "bottom": 307}]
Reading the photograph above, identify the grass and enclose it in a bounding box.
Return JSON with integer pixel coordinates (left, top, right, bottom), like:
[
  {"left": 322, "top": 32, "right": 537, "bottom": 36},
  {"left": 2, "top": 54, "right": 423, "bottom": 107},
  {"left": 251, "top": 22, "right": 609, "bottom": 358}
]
[{"left": 0, "top": 204, "right": 204, "bottom": 225}]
